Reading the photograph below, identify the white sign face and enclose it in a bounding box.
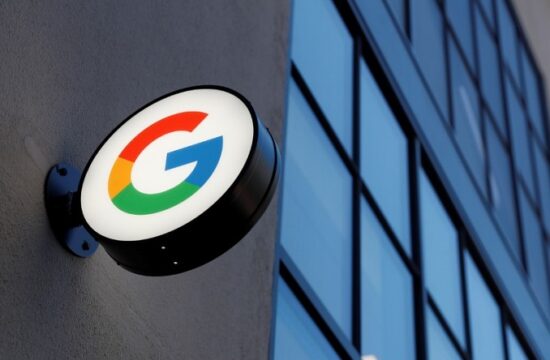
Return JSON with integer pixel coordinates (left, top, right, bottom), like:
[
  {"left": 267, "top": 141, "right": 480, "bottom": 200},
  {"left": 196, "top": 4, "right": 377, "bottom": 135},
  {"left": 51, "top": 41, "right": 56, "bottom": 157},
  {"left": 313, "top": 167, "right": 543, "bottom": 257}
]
[{"left": 80, "top": 88, "right": 255, "bottom": 241}]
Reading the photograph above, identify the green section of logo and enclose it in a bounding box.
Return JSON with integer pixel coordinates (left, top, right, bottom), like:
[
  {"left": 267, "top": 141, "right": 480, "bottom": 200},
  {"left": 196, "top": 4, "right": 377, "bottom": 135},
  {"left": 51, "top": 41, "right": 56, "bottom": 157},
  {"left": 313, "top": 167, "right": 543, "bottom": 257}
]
[{"left": 112, "top": 182, "right": 200, "bottom": 215}]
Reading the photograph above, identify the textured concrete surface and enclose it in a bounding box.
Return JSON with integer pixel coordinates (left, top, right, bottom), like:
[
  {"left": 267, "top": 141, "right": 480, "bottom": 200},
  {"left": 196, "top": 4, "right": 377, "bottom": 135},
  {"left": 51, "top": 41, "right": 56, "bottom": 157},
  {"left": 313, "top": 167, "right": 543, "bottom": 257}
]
[{"left": 0, "top": 1, "right": 290, "bottom": 359}]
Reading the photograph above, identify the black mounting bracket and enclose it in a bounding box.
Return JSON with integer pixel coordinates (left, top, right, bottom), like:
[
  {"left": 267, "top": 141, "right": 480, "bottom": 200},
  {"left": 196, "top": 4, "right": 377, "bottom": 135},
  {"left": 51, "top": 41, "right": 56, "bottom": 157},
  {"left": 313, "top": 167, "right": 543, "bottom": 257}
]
[{"left": 45, "top": 163, "right": 98, "bottom": 257}]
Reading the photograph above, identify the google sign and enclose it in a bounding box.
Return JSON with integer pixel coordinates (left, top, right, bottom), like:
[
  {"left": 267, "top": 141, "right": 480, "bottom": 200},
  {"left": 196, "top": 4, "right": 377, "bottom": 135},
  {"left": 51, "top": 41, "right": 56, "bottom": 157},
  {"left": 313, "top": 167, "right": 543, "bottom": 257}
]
[{"left": 46, "top": 86, "right": 279, "bottom": 276}]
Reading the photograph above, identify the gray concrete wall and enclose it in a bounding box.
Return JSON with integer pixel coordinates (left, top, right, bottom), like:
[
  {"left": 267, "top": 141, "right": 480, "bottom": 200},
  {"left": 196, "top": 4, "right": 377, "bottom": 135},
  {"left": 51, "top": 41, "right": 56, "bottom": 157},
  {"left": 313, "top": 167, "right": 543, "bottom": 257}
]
[{"left": 0, "top": 1, "right": 290, "bottom": 359}]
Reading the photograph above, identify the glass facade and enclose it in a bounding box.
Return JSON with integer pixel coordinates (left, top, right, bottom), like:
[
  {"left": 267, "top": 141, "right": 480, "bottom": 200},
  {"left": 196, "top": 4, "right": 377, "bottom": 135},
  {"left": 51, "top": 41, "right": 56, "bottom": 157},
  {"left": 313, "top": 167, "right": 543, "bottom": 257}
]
[
  {"left": 290, "top": 0, "right": 353, "bottom": 154},
  {"left": 466, "top": 253, "right": 505, "bottom": 360},
  {"left": 411, "top": 0, "right": 448, "bottom": 120},
  {"left": 446, "top": 0, "right": 474, "bottom": 70},
  {"left": 450, "top": 36, "right": 485, "bottom": 196},
  {"left": 273, "top": 0, "right": 550, "bottom": 359},
  {"left": 426, "top": 308, "right": 462, "bottom": 360},
  {"left": 273, "top": 279, "right": 340, "bottom": 360},
  {"left": 420, "top": 170, "right": 464, "bottom": 347},
  {"left": 476, "top": 6, "right": 505, "bottom": 135},
  {"left": 361, "top": 199, "right": 415, "bottom": 359},
  {"left": 280, "top": 80, "right": 353, "bottom": 337},
  {"left": 487, "top": 114, "right": 520, "bottom": 259},
  {"left": 361, "top": 61, "right": 411, "bottom": 254}
]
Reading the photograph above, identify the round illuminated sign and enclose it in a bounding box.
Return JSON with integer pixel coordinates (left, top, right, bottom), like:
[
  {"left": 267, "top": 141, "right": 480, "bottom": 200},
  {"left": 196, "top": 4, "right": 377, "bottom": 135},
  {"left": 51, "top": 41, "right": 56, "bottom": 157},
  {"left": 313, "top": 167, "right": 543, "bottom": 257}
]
[{"left": 79, "top": 86, "right": 279, "bottom": 275}]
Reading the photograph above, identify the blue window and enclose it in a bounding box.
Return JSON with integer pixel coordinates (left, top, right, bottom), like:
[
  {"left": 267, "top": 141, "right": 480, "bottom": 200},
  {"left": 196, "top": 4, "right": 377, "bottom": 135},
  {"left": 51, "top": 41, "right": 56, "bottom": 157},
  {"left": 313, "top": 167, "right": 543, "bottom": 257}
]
[
  {"left": 360, "top": 61, "right": 411, "bottom": 254},
  {"left": 506, "top": 76, "right": 535, "bottom": 196},
  {"left": 548, "top": 243, "right": 550, "bottom": 293},
  {"left": 534, "top": 143, "right": 550, "bottom": 233},
  {"left": 411, "top": 0, "right": 448, "bottom": 119},
  {"left": 421, "top": 170, "right": 465, "bottom": 346},
  {"left": 450, "top": 38, "right": 486, "bottom": 195},
  {"left": 427, "top": 308, "right": 462, "bottom": 360},
  {"left": 466, "top": 254, "right": 505, "bottom": 360},
  {"left": 386, "top": 0, "right": 406, "bottom": 32},
  {"left": 521, "top": 46, "right": 547, "bottom": 143},
  {"left": 487, "top": 118, "right": 520, "bottom": 260},
  {"left": 478, "top": 0, "right": 494, "bottom": 28},
  {"left": 446, "top": 0, "right": 474, "bottom": 69},
  {"left": 506, "top": 327, "right": 529, "bottom": 360},
  {"left": 291, "top": 0, "right": 353, "bottom": 153},
  {"left": 280, "top": 80, "right": 352, "bottom": 338},
  {"left": 361, "top": 199, "right": 415, "bottom": 360},
  {"left": 497, "top": 0, "right": 520, "bottom": 84},
  {"left": 273, "top": 279, "right": 339, "bottom": 360},
  {"left": 476, "top": 7, "right": 505, "bottom": 134},
  {"left": 518, "top": 188, "right": 550, "bottom": 319}
]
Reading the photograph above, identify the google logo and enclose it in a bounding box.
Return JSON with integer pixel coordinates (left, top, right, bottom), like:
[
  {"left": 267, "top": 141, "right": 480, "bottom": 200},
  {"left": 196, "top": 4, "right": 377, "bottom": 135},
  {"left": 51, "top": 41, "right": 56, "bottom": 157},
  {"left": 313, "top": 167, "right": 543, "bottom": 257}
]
[
  {"left": 108, "top": 111, "right": 223, "bottom": 215},
  {"left": 78, "top": 86, "right": 279, "bottom": 275},
  {"left": 80, "top": 87, "right": 256, "bottom": 242}
]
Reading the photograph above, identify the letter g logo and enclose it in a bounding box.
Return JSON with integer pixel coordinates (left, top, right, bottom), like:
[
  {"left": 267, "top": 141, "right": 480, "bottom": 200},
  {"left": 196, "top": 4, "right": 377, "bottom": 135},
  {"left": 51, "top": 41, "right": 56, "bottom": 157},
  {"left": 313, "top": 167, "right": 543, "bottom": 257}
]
[{"left": 108, "top": 111, "right": 223, "bottom": 215}]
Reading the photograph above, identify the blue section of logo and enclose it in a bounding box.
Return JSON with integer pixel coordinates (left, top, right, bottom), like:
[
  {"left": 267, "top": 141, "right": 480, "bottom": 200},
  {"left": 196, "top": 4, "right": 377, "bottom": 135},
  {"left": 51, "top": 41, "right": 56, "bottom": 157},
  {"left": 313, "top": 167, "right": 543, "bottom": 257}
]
[{"left": 165, "top": 136, "right": 224, "bottom": 187}]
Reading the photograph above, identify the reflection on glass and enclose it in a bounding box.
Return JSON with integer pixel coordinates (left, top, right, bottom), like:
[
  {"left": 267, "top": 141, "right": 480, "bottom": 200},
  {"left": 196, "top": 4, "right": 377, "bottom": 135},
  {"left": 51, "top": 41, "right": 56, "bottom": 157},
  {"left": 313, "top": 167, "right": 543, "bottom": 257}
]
[
  {"left": 450, "top": 38, "right": 485, "bottom": 194},
  {"left": 361, "top": 199, "right": 415, "bottom": 360},
  {"left": 386, "top": 0, "right": 406, "bottom": 31},
  {"left": 427, "top": 308, "right": 462, "bottom": 360},
  {"left": 281, "top": 80, "right": 352, "bottom": 338},
  {"left": 506, "top": 77, "right": 535, "bottom": 196},
  {"left": 446, "top": 0, "right": 474, "bottom": 69},
  {"left": 476, "top": 8, "right": 504, "bottom": 134},
  {"left": 466, "top": 253, "right": 505, "bottom": 360},
  {"left": 497, "top": 0, "right": 520, "bottom": 83},
  {"left": 506, "top": 327, "right": 529, "bottom": 360},
  {"left": 534, "top": 143, "right": 550, "bottom": 233},
  {"left": 274, "top": 279, "right": 339, "bottom": 360},
  {"left": 421, "top": 170, "right": 465, "bottom": 347},
  {"left": 478, "top": 0, "right": 494, "bottom": 28},
  {"left": 360, "top": 60, "right": 410, "bottom": 254},
  {"left": 411, "top": 0, "right": 448, "bottom": 118},
  {"left": 548, "top": 244, "right": 550, "bottom": 296},
  {"left": 518, "top": 188, "right": 550, "bottom": 317},
  {"left": 487, "top": 117, "right": 520, "bottom": 259},
  {"left": 291, "top": 0, "right": 353, "bottom": 152},
  {"left": 521, "top": 46, "right": 546, "bottom": 142}
]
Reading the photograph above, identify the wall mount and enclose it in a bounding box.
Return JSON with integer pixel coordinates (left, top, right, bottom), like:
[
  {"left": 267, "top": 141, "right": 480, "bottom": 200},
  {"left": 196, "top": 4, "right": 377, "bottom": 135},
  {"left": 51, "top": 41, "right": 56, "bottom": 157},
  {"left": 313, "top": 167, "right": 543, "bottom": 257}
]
[{"left": 44, "top": 162, "right": 98, "bottom": 257}]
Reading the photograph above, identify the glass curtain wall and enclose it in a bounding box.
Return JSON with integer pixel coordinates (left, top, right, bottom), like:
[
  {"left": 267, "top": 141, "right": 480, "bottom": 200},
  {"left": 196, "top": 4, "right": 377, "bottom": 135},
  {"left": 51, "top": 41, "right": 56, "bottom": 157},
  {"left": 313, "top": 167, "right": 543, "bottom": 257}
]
[{"left": 272, "top": 0, "right": 549, "bottom": 359}]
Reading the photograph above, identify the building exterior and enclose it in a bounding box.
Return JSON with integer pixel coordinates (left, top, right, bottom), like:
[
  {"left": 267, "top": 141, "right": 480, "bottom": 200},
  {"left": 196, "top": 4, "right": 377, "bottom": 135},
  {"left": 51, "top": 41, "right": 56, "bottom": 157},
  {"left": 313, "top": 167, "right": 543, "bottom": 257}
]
[
  {"left": 272, "top": 0, "right": 550, "bottom": 359},
  {"left": 1, "top": 0, "right": 549, "bottom": 359}
]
